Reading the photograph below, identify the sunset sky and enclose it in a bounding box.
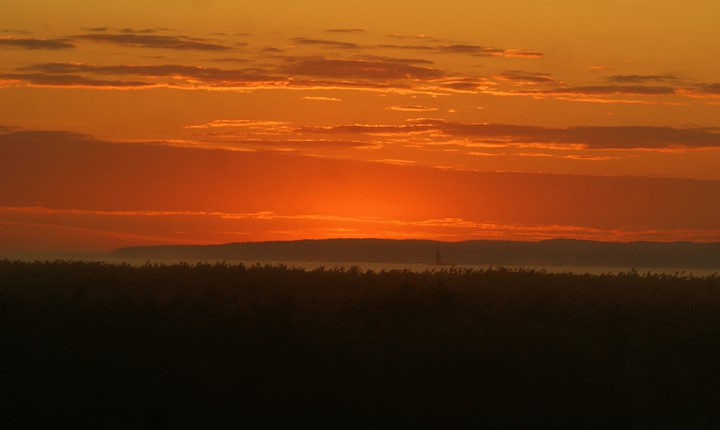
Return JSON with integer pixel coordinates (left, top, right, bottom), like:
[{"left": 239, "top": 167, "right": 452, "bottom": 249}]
[{"left": 2, "top": 0, "right": 720, "bottom": 254}]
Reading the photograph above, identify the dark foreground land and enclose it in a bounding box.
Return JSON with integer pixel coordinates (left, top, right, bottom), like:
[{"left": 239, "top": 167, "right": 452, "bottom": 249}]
[{"left": 2, "top": 260, "right": 720, "bottom": 427}]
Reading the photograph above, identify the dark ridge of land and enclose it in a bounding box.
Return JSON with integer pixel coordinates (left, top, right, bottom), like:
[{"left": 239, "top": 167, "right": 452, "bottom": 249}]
[
  {"left": 2, "top": 260, "right": 720, "bottom": 425},
  {"left": 111, "top": 238, "right": 720, "bottom": 269}
]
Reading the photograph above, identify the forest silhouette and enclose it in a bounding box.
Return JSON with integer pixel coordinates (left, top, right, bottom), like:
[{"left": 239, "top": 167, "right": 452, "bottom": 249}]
[
  {"left": 112, "top": 238, "right": 720, "bottom": 269},
  {"left": 3, "top": 259, "right": 720, "bottom": 426}
]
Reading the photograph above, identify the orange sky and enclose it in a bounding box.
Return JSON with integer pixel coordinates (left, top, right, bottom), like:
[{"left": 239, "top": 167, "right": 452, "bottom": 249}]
[{"left": 2, "top": 1, "right": 720, "bottom": 254}]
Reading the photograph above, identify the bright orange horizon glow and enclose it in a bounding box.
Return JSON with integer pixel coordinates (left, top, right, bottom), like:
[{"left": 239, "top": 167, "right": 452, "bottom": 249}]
[{"left": 2, "top": 1, "right": 720, "bottom": 254}]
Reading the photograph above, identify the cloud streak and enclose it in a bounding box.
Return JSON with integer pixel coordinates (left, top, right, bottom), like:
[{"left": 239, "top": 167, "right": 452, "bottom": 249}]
[
  {"left": 386, "top": 105, "right": 438, "bottom": 112},
  {"left": 378, "top": 42, "right": 543, "bottom": 58},
  {"left": 325, "top": 28, "right": 365, "bottom": 33},
  {"left": 0, "top": 73, "right": 153, "bottom": 88},
  {"left": 282, "top": 57, "right": 445, "bottom": 80},
  {"left": 518, "top": 85, "right": 676, "bottom": 96},
  {"left": 74, "top": 33, "right": 230, "bottom": 50},
  {"left": 607, "top": 74, "right": 680, "bottom": 84},
  {"left": 0, "top": 37, "right": 74, "bottom": 50},
  {"left": 303, "top": 96, "right": 342, "bottom": 101},
  {"left": 16, "top": 60, "right": 448, "bottom": 93},
  {"left": 292, "top": 37, "right": 359, "bottom": 49},
  {"left": 495, "top": 70, "right": 558, "bottom": 85},
  {"left": 303, "top": 119, "right": 720, "bottom": 150},
  {"left": 683, "top": 83, "right": 720, "bottom": 98}
]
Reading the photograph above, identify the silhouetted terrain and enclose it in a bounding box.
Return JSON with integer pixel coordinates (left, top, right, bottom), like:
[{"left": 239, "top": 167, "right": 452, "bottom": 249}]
[
  {"left": 112, "top": 238, "right": 720, "bottom": 269},
  {"left": 2, "top": 260, "right": 720, "bottom": 426}
]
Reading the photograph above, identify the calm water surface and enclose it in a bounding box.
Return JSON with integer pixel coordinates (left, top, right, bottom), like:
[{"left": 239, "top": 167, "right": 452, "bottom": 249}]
[{"left": 104, "top": 257, "right": 720, "bottom": 277}]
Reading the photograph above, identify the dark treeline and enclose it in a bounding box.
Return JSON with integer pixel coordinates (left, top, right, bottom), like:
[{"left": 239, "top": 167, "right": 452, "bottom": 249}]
[
  {"left": 2, "top": 260, "right": 720, "bottom": 427},
  {"left": 112, "top": 238, "right": 720, "bottom": 269}
]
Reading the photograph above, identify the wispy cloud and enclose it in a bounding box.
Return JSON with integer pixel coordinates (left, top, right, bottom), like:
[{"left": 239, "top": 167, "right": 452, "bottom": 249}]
[
  {"left": 0, "top": 130, "right": 102, "bottom": 146},
  {"left": 0, "top": 73, "right": 153, "bottom": 88},
  {"left": 17, "top": 60, "right": 447, "bottom": 93},
  {"left": 292, "top": 37, "right": 359, "bottom": 49},
  {"left": 356, "top": 54, "right": 435, "bottom": 65},
  {"left": 0, "top": 37, "right": 74, "bottom": 50},
  {"left": 387, "top": 33, "right": 445, "bottom": 43},
  {"left": 682, "top": 83, "right": 720, "bottom": 98},
  {"left": 494, "top": 70, "right": 558, "bottom": 85},
  {"left": 386, "top": 105, "right": 438, "bottom": 112},
  {"left": 502, "top": 49, "right": 544, "bottom": 59},
  {"left": 303, "top": 96, "right": 342, "bottom": 102},
  {"left": 303, "top": 119, "right": 720, "bottom": 150},
  {"left": 378, "top": 42, "right": 543, "bottom": 58},
  {"left": 607, "top": 74, "right": 680, "bottom": 84},
  {"left": 74, "top": 33, "right": 230, "bottom": 50},
  {"left": 281, "top": 57, "right": 445, "bottom": 80},
  {"left": 1, "top": 29, "right": 31, "bottom": 34},
  {"left": 180, "top": 117, "right": 720, "bottom": 151},
  {"left": 325, "top": 28, "right": 365, "bottom": 33},
  {"left": 18, "top": 62, "right": 277, "bottom": 86},
  {"left": 519, "top": 85, "right": 676, "bottom": 96},
  {"left": 184, "top": 119, "right": 292, "bottom": 131}
]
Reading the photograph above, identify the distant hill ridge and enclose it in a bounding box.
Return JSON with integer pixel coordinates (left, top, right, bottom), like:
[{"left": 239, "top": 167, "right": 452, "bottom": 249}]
[{"left": 110, "top": 238, "right": 720, "bottom": 269}]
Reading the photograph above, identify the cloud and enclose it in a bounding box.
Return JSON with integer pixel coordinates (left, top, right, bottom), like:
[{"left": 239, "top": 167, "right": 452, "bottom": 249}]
[
  {"left": 378, "top": 43, "right": 441, "bottom": 52},
  {"left": 436, "top": 77, "right": 488, "bottom": 92},
  {"left": 502, "top": 49, "right": 544, "bottom": 59},
  {"left": 440, "top": 44, "right": 505, "bottom": 55},
  {"left": 204, "top": 139, "right": 375, "bottom": 150},
  {"left": 74, "top": 33, "right": 230, "bottom": 50},
  {"left": 303, "top": 119, "right": 720, "bottom": 150},
  {"left": 282, "top": 57, "right": 445, "bottom": 80},
  {"left": 695, "top": 83, "right": 720, "bottom": 94},
  {"left": 549, "top": 85, "right": 676, "bottom": 95},
  {"left": 184, "top": 119, "right": 291, "bottom": 131},
  {"left": 683, "top": 83, "right": 720, "bottom": 98},
  {"left": 387, "top": 33, "right": 444, "bottom": 43},
  {"left": 508, "top": 85, "right": 677, "bottom": 97},
  {"left": 607, "top": 74, "right": 680, "bottom": 84},
  {"left": 303, "top": 96, "right": 342, "bottom": 102},
  {"left": 211, "top": 57, "right": 252, "bottom": 63},
  {"left": 0, "top": 73, "right": 153, "bottom": 88},
  {"left": 0, "top": 130, "right": 101, "bottom": 145},
  {"left": 325, "top": 28, "right": 365, "bottom": 33},
  {"left": 0, "top": 37, "right": 74, "bottom": 50},
  {"left": 386, "top": 105, "right": 438, "bottom": 112},
  {"left": 495, "top": 70, "right": 558, "bottom": 85},
  {"left": 17, "top": 60, "right": 449, "bottom": 94},
  {"left": 20, "top": 62, "right": 277, "bottom": 85},
  {"left": 261, "top": 47, "right": 284, "bottom": 53},
  {"left": 516, "top": 152, "right": 620, "bottom": 161},
  {"left": 378, "top": 42, "right": 543, "bottom": 58},
  {"left": 355, "top": 55, "right": 435, "bottom": 65},
  {"left": 80, "top": 27, "right": 161, "bottom": 34},
  {"left": 119, "top": 28, "right": 157, "bottom": 34},
  {"left": 1, "top": 29, "right": 31, "bottom": 34},
  {"left": 292, "top": 37, "right": 359, "bottom": 49}
]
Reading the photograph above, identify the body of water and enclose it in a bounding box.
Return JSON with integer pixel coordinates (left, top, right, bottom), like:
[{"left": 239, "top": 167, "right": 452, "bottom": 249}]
[{"left": 96, "top": 256, "right": 720, "bottom": 276}]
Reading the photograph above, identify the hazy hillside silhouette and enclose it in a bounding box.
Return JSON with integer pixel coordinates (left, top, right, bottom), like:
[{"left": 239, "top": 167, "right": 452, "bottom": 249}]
[{"left": 112, "top": 238, "right": 720, "bottom": 269}]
